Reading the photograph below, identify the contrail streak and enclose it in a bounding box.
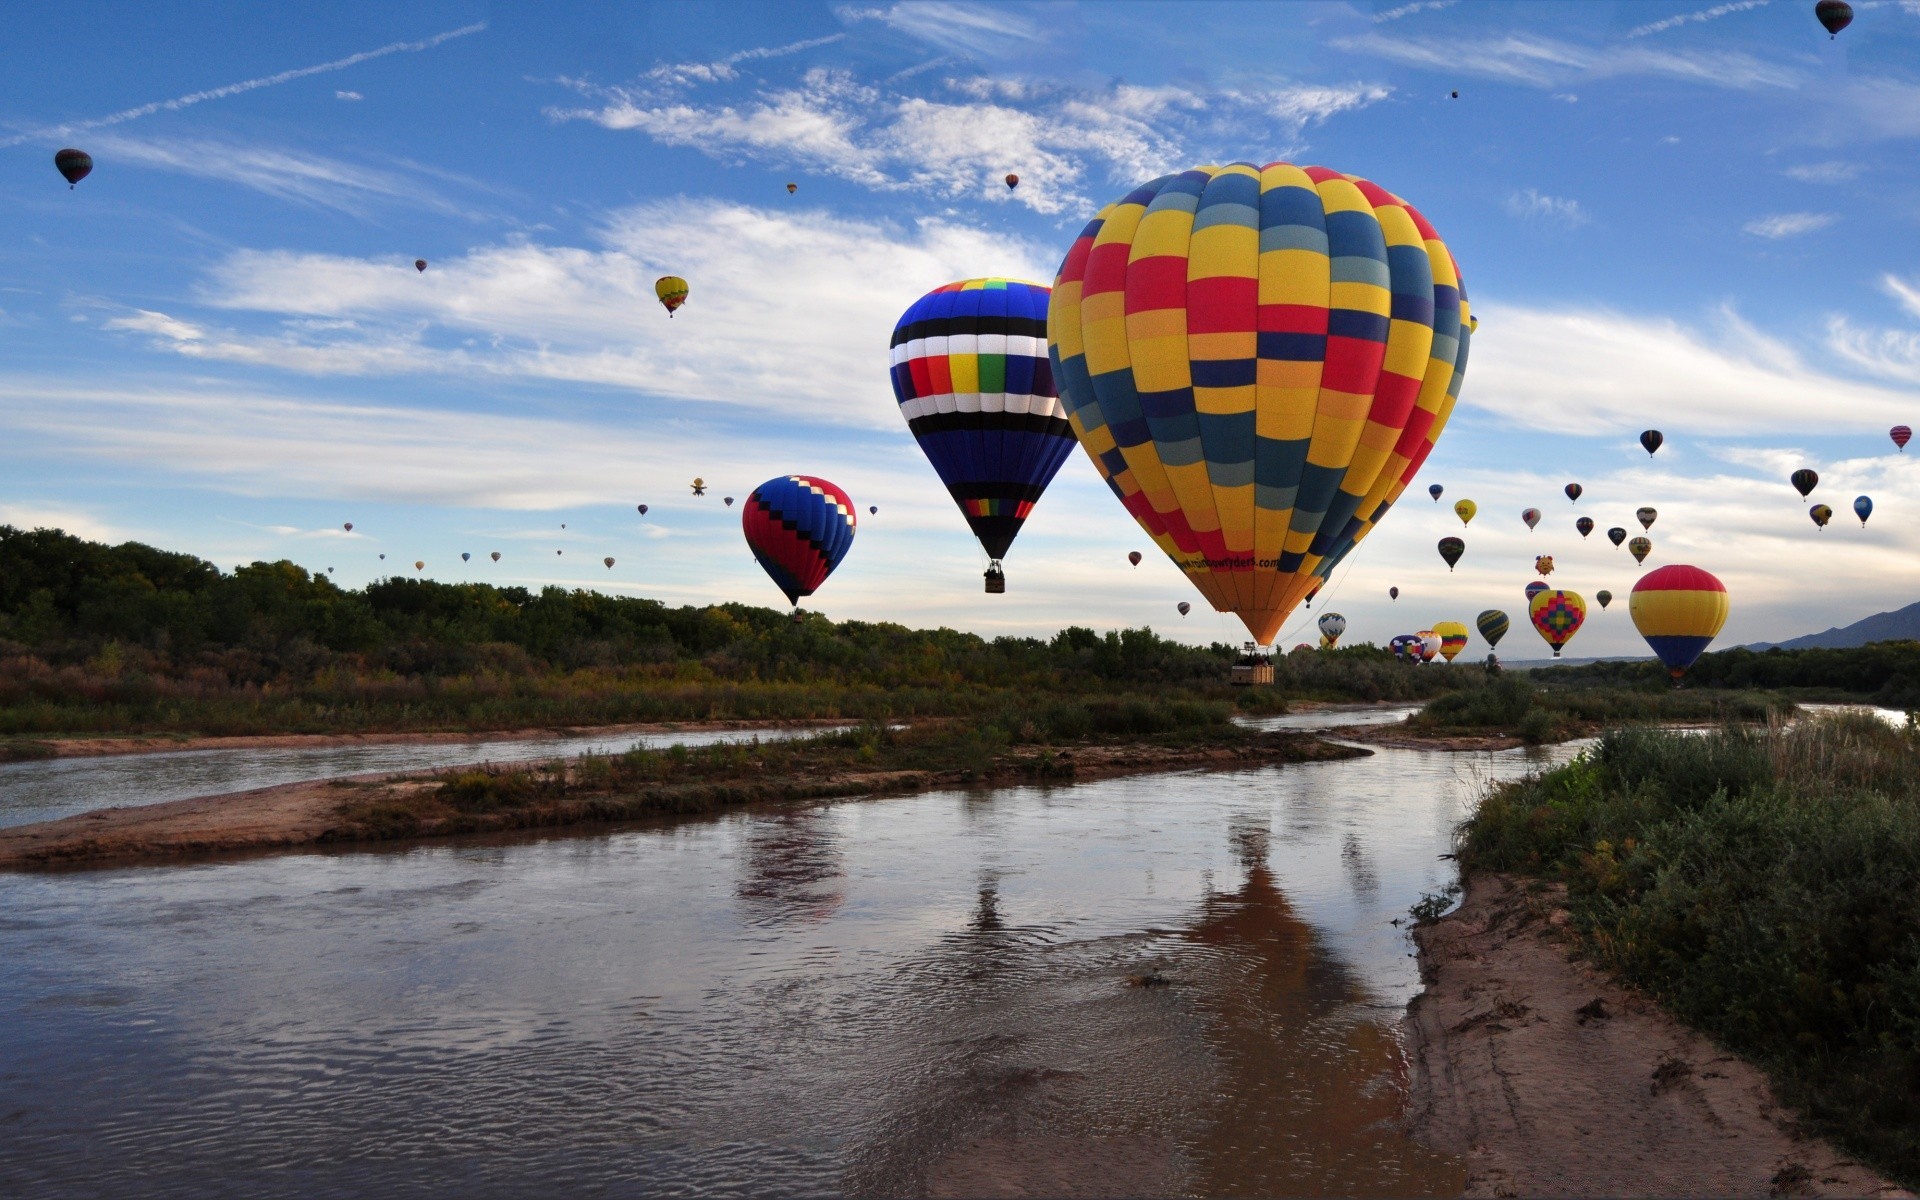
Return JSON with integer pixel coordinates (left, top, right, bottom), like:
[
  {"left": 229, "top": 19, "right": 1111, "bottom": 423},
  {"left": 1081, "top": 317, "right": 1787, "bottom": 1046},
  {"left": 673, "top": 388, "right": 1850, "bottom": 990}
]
[{"left": 1, "top": 22, "right": 486, "bottom": 149}]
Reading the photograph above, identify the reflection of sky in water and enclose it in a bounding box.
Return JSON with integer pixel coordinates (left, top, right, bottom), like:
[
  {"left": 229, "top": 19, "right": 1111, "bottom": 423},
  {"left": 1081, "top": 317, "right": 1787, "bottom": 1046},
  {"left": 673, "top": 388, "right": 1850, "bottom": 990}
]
[
  {"left": 0, "top": 716, "right": 1584, "bottom": 1197},
  {"left": 0, "top": 725, "right": 843, "bottom": 829}
]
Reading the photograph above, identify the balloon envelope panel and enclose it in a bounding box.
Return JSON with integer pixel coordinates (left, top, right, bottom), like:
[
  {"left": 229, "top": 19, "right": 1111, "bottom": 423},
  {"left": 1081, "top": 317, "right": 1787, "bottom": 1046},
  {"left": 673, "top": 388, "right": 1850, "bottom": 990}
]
[
  {"left": 742, "top": 475, "right": 857, "bottom": 604},
  {"left": 890, "top": 279, "right": 1076, "bottom": 560},
  {"left": 1048, "top": 161, "right": 1471, "bottom": 645}
]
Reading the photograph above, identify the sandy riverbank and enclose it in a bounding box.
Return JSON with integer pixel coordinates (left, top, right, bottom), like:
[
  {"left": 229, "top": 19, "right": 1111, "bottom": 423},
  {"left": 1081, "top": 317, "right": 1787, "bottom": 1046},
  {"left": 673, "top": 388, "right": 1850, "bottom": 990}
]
[
  {"left": 3, "top": 717, "right": 858, "bottom": 761},
  {"left": 1405, "top": 873, "right": 1908, "bottom": 1198},
  {"left": 0, "top": 731, "right": 1363, "bottom": 871}
]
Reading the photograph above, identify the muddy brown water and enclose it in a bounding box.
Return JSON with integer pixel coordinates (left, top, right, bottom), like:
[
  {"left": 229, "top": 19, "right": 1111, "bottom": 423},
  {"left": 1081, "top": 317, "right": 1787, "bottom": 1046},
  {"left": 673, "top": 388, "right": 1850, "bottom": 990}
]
[{"left": 0, "top": 706, "right": 1582, "bottom": 1198}]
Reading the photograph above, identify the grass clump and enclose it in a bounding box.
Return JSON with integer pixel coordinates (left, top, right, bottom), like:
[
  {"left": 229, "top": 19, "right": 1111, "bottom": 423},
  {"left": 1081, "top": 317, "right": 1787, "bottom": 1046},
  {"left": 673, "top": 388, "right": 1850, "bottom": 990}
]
[
  {"left": 1459, "top": 713, "right": 1920, "bottom": 1184},
  {"left": 1410, "top": 674, "right": 1791, "bottom": 744}
]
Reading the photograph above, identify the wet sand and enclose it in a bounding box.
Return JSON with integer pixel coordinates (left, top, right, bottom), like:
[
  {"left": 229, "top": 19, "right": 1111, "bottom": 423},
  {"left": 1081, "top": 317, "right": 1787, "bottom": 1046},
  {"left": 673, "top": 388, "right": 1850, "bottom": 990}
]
[
  {"left": 1406, "top": 873, "right": 1909, "bottom": 1199},
  {"left": 0, "top": 733, "right": 1365, "bottom": 871}
]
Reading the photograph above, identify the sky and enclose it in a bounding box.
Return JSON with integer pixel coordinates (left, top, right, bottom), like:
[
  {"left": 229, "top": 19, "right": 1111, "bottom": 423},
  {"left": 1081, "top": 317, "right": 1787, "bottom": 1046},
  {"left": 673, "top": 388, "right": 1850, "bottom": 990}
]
[{"left": 5, "top": 0, "right": 1920, "bottom": 658}]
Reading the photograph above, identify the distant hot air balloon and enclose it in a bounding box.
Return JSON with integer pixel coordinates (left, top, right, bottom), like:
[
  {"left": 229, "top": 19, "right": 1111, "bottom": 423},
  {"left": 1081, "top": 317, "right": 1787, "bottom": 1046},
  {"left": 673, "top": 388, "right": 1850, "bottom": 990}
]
[
  {"left": 1529, "top": 589, "right": 1586, "bottom": 658},
  {"left": 605, "top": 557, "right": 616, "bottom": 568},
  {"left": 1476, "top": 609, "right": 1509, "bottom": 647},
  {"left": 1810, "top": 503, "right": 1833, "bottom": 529},
  {"left": 55, "top": 148, "right": 93, "bottom": 189},
  {"left": 561, "top": 523, "right": 566, "bottom": 529},
  {"left": 1892, "top": 426, "right": 1911, "bottom": 452},
  {"left": 1608, "top": 526, "right": 1628, "bottom": 547},
  {"left": 1433, "top": 620, "right": 1469, "bottom": 662},
  {"left": 343, "top": 522, "right": 353, "bottom": 532},
  {"left": 1534, "top": 554, "right": 1554, "bottom": 575},
  {"left": 1596, "top": 589, "right": 1613, "bottom": 609},
  {"left": 742, "top": 475, "right": 857, "bottom": 608},
  {"left": 691, "top": 478, "right": 707, "bottom": 495},
  {"left": 1576, "top": 516, "right": 1594, "bottom": 538},
  {"left": 1522, "top": 508, "right": 1541, "bottom": 530},
  {"left": 415, "top": 259, "right": 427, "bottom": 273},
  {"left": 1438, "top": 537, "right": 1465, "bottom": 571},
  {"left": 1815, "top": 0, "right": 1853, "bottom": 38},
  {"left": 1629, "top": 536, "right": 1652, "bottom": 564},
  {"left": 414, "top": 561, "right": 425, "bottom": 571},
  {"left": 1631, "top": 564, "right": 1729, "bottom": 681},
  {"left": 1454, "top": 499, "right": 1476, "bottom": 526},
  {"left": 1416, "top": 630, "right": 1441, "bottom": 663},
  {"left": 869, "top": 505, "right": 877, "bottom": 515},
  {"left": 556, "top": 550, "right": 563, "bottom": 555},
  {"left": 1791, "top": 468, "right": 1819, "bottom": 498},
  {"left": 1178, "top": 601, "right": 1192, "bottom": 616},
  {"left": 490, "top": 552, "right": 500, "bottom": 562},
  {"left": 638, "top": 504, "right": 649, "bottom": 515},
  {"left": 461, "top": 552, "right": 470, "bottom": 562},
  {"left": 1318, "top": 612, "right": 1346, "bottom": 646},
  {"left": 786, "top": 182, "right": 798, "bottom": 194},
  {"left": 1004, "top": 173, "right": 1019, "bottom": 189},
  {"left": 892, "top": 279, "right": 1076, "bottom": 592},
  {"left": 724, "top": 496, "right": 735, "bottom": 507},
  {"left": 1129, "top": 551, "right": 1143, "bottom": 567},
  {"left": 656, "top": 275, "right": 689, "bottom": 316},
  {"left": 1049, "top": 161, "right": 1473, "bottom": 647},
  {"left": 1640, "top": 430, "right": 1663, "bottom": 456},
  {"left": 1636, "top": 506, "right": 1657, "bottom": 531},
  {"left": 1564, "top": 483, "right": 1582, "bottom": 503},
  {"left": 1389, "top": 587, "right": 1400, "bottom": 601},
  {"left": 1855, "top": 495, "right": 1873, "bottom": 526},
  {"left": 1525, "top": 580, "right": 1549, "bottom": 603},
  {"left": 1430, "top": 484, "right": 1444, "bottom": 501},
  {"left": 1390, "top": 634, "right": 1419, "bottom": 661},
  {"left": 379, "top": 554, "right": 386, "bottom": 560}
]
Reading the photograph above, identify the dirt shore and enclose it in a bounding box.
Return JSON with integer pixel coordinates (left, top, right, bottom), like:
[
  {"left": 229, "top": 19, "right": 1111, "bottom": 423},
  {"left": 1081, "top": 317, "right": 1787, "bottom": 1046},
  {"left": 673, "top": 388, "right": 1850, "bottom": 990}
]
[
  {"left": 5, "top": 717, "right": 856, "bottom": 761},
  {"left": 1328, "top": 720, "right": 1527, "bottom": 751},
  {"left": 1405, "top": 873, "right": 1909, "bottom": 1199},
  {"left": 0, "top": 732, "right": 1363, "bottom": 871}
]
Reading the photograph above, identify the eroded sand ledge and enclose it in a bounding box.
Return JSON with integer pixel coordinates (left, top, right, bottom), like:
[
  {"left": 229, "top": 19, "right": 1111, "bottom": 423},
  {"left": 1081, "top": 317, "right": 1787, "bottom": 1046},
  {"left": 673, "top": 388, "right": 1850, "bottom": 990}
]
[{"left": 1405, "top": 873, "right": 1909, "bottom": 1199}]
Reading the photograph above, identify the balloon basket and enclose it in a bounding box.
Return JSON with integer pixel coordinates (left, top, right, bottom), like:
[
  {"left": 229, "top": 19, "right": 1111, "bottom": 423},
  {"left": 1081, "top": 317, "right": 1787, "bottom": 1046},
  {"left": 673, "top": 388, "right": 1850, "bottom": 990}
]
[
  {"left": 1229, "top": 642, "right": 1273, "bottom": 687},
  {"left": 984, "top": 563, "right": 1006, "bottom": 594}
]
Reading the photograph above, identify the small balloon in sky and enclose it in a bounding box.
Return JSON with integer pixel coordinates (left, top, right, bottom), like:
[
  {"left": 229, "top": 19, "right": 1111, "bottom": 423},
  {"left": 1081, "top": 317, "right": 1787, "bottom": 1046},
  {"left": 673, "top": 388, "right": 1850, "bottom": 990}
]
[
  {"left": 1640, "top": 430, "right": 1663, "bottom": 456},
  {"left": 54, "top": 148, "right": 92, "bottom": 189},
  {"left": 1855, "top": 495, "right": 1873, "bottom": 526}
]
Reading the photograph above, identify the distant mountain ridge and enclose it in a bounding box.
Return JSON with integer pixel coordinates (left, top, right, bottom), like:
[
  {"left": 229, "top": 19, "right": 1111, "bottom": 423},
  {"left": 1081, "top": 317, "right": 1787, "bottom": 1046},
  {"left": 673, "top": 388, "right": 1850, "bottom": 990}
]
[{"left": 1752, "top": 601, "right": 1920, "bottom": 651}]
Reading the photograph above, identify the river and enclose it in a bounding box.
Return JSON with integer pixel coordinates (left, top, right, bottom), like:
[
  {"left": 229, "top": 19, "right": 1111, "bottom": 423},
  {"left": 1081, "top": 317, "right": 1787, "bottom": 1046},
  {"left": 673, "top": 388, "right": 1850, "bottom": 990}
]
[{"left": 0, "top": 706, "right": 1580, "bottom": 1198}]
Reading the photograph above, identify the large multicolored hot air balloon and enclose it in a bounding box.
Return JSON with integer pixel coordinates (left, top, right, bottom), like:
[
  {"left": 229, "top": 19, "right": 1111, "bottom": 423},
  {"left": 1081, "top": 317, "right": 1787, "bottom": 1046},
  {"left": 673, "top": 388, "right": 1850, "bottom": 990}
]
[
  {"left": 1816, "top": 0, "right": 1853, "bottom": 37},
  {"left": 1390, "top": 633, "right": 1420, "bottom": 661},
  {"left": 1564, "top": 483, "right": 1582, "bottom": 503},
  {"left": 1476, "top": 608, "right": 1509, "bottom": 647},
  {"left": 1522, "top": 508, "right": 1541, "bottom": 530},
  {"left": 1631, "top": 565, "right": 1728, "bottom": 681},
  {"left": 1454, "top": 498, "right": 1476, "bottom": 526},
  {"left": 54, "top": 148, "right": 92, "bottom": 189},
  {"left": 1529, "top": 589, "right": 1586, "bottom": 658},
  {"left": 742, "top": 475, "right": 857, "bottom": 607},
  {"left": 1318, "top": 611, "right": 1346, "bottom": 645},
  {"left": 1438, "top": 536, "right": 1464, "bottom": 570},
  {"left": 1892, "top": 426, "right": 1910, "bottom": 452},
  {"left": 1636, "top": 506, "right": 1657, "bottom": 531},
  {"left": 1433, "top": 620, "right": 1469, "bottom": 662},
  {"left": 1629, "top": 536, "right": 1652, "bottom": 564},
  {"left": 1791, "top": 468, "right": 1819, "bottom": 498},
  {"left": 1855, "top": 495, "right": 1873, "bottom": 526},
  {"left": 1640, "top": 430, "right": 1663, "bottom": 456},
  {"left": 1810, "top": 503, "right": 1832, "bottom": 529},
  {"left": 655, "top": 275, "right": 689, "bottom": 316},
  {"left": 1048, "top": 161, "right": 1472, "bottom": 646},
  {"left": 1608, "top": 526, "right": 1628, "bottom": 547},
  {"left": 1415, "top": 630, "right": 1441, "bottom": 662},
  {"left": 891, "top": 279, "right": 1076, "bottom": 590}
]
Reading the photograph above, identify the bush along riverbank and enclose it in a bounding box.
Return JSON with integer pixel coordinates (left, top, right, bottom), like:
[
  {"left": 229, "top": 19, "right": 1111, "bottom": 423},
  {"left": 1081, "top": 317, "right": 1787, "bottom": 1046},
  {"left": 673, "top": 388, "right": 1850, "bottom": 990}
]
[
  {"left": 0, "top": 697, "right": 1365, "bottom": 869},
  {"left": 1401, "top": 675, "right": 1792, "bottom": 745},
  {"left": 1455, "top": 713, "right": 1920, "bottom": 1186}
]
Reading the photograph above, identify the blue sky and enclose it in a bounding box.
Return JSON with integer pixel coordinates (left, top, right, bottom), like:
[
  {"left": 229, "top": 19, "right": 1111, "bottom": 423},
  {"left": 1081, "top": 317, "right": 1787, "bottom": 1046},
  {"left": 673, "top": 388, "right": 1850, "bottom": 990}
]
[{"left": 5, "top": 0, "right": 1920, "bottom": 657}]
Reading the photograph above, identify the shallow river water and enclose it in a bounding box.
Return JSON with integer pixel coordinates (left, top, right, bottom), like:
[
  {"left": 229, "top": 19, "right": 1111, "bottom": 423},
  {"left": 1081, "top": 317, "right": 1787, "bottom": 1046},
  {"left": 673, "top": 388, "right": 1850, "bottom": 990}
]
[{"left": 0, "top": 706, "right": 1581, "bottom": 1198}]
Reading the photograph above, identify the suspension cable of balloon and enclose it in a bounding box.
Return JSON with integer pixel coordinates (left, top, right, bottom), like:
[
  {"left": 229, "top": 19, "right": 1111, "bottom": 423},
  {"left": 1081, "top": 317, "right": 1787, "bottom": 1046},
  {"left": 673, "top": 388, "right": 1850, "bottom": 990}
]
[{"left": 1267, "top": 552, "right": 1367, "bottom": 649}]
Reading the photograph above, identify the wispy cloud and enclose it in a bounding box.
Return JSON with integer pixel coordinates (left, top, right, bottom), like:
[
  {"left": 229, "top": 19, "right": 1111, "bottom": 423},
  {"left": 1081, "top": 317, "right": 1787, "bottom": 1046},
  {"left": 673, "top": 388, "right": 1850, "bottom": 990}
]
[
  {"left": 837, "top": 3, "right": 1046, "bottom": 57},
  {"left": 628, "top": 33, "right": 847, "bottom": 94},
  {"left": 0, "top": 22, "right": 485, "bottom": 149},
  {"left": 1822, "top": 274, "right": 1920, "bottom": 383},
  {"left": 549, "top": 67, "right": 1387, "bottom": 215},
  {"left": 1784, "top": 160, "right": 1861, "bottom": 183},
  {"left": 1373, "top": 0, "right": 1458, "bottom": 22},
  {"left": 1505, "top": 187, "right": 1589, "bottom": 226},
  {"left": 334, "top": 90, "right": 363, "bottom": 102},
  {"left": 1626, "top": 0, "right": 1770, "bottom": 39},
  {"left": 1743, "top": 211, "right": 1837, "bottom": 238},
  {"left": 1336, "top": 29, "right": 1798, "bottom": 89}
]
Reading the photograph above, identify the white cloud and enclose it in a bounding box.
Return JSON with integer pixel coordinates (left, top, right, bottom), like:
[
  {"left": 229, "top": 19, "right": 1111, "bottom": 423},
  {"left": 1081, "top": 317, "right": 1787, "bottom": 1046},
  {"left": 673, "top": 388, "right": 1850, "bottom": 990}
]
[
  {"left": 1626, "top": 0, "right": 1770, "bottom": 39},
  {"left": 1336, "top": 30, "right": 1798, "bottom": 89},
  {"left": 0, "top": 505, "right": 125, "bottom": 543},
  {"left": 335, "top": 90, "right": 363, "bottom": 102},
  {"left": 102, "top": 201, "right": 1055, "bottom": 427},
  {"left": 1373, "top": 0, "right": 1459, "bottom": 23},
  {"left": 1465, "top": 301, "right": 1918, "bottom": 435},
  {"left": 1742, "top": 211, "right": 1837, "bottom": 238},
  {"left": 625, "top": 33, "right": 847, "bottom": 94},
  {"left": 549, "top": 68, "right": 1388, "bottom": 215},
  {"left": 837, "top": 3, "right": 1045, "bottom": 57},
  {"left": 1505, "top": 188, "right": 1589, "bottom": 226},
  {"left": 1824, "top": 276, "right": 1920, "bottom": 383},
  {"left": 1784, "top": 160, "right": 1860, "bottom": 183}
]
